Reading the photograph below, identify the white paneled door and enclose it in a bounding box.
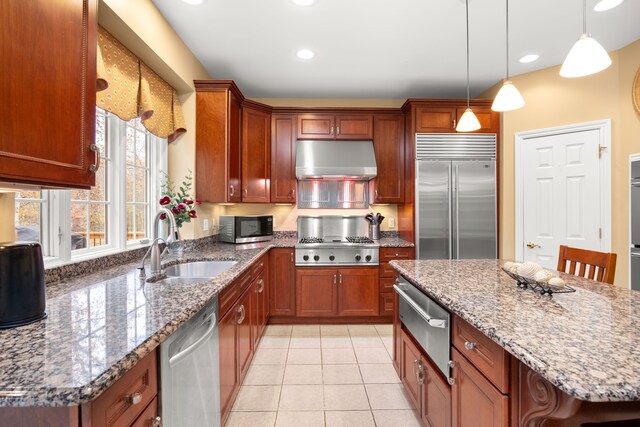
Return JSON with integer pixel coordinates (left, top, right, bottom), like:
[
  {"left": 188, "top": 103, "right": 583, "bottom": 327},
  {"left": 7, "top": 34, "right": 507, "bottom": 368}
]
[{"left": 521, "top": 128, "right": 605, "bottom": 269}]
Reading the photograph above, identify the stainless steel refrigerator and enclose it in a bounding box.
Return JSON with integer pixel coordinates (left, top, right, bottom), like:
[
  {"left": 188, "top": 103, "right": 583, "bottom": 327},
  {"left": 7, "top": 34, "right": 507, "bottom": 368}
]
[{"left": 415, "top": 133, "right": 497, "bottom": 260}]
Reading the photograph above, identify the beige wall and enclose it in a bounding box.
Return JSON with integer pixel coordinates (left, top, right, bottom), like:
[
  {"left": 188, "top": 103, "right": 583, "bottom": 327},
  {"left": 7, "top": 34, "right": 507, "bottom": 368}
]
[
  {"left": 100, "top": 0, "right": 212, "bottom": 239},
  {"left": 482, "top": 39, "right": 640, "bottom": 287},
  {"left": 0, "top": 193, "right": 15, "bottom": 242}
]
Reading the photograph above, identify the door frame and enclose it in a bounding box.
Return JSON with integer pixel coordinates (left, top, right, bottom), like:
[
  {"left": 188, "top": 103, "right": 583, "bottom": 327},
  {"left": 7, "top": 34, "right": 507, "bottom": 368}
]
[{"left": 515, "top": 119, "right": 612, "bottom": 262}]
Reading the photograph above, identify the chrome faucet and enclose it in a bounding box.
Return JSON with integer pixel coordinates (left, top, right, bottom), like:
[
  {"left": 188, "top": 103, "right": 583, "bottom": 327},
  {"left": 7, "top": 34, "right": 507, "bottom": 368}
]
[{"left": 139, "top": 208, "right": 180, "bottom": 277}]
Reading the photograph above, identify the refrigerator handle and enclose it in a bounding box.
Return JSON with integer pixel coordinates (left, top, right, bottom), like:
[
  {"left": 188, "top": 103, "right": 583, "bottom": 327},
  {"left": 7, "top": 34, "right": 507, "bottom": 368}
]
[
  {"left": 455, "top": 164, "right": 460, "bottom": 259},
  {"left": 448, "top": 163, "right": 453, "bottom": 260}
]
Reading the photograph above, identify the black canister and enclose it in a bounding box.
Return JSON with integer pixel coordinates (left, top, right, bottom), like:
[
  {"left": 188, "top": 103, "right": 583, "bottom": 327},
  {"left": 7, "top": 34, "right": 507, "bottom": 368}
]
[{"left": 0, "top": 242, "right": 47, "bottom": 329}]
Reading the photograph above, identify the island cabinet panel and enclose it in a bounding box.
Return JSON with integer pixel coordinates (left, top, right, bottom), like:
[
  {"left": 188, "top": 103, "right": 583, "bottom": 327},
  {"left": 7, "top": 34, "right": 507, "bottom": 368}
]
[
  {"left": 372, "top": 114, "right": 405, "bottom": 204},
  {"left": 0, "top": 407, "right": 80, "bottom": 427},
  {"left": 242, "top": 104, "right": 271, "bottom": 203},
  {"left": 337, "top": 267, "right": 379, "bottom": 316},
  {"left": 269, "top": 249, "right": 296, "bottom": 316},
  {"left": 130, "top": 397, "right": 158, "bottom": 427},
  {"left": 452, "top": 316, "right": 509, "bottom": 394},
  {"left": 83, "top": 350, "right": 158, "bottom": 427},
  {"left": 401, "top": 329, "right": 423, "bottom": 411},
  {"left": 422, "top": 354, "right": 452, "bottom": 427},
  {"left": 297, "top": 113, "right": 373, "bottom": 140},
  {"left": 296, "top": 268, "right": 338, "bottom": 317},
  {"left": 451, "top": 348, "right": 508, "bottom": 427},
  {"left": 270, "top": 114, "right": 297, "bottom": 203},
  {"left": 393, "top": 292, "right": 402, "bottom": 374},
  {"left": 0, "top": 0, "right": 98, "bottom": 189},
  {"left": 195, "top": 82, "right": 243, "bottom": 203}
]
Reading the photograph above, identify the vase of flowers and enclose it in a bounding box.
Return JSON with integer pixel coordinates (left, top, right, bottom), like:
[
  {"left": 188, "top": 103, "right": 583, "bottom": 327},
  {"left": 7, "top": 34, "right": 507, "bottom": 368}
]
[{"left": 159, "top": 170, "right": 201, "bottom": 252}]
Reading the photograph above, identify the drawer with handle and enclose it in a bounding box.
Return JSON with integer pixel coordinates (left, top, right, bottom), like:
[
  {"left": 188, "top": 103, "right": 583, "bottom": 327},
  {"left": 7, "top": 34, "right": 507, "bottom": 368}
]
[
  {"left": 452, "top": 315, "right": 509, "bottom": 393},
  {"left": 85, "top": 350, "right": 158, "bottom": 427}
]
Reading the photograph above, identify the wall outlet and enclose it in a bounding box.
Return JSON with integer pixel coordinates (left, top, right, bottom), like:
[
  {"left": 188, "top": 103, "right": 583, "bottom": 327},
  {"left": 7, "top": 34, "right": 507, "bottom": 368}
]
[
  {"left": 389, "top": 218, "right": 396, "bottom": 228},
  {"left": 203, "top": 219, "right": 209, "bottom": 232},
  {"left": 273, "top": 217, "right": 277, "bottom": 228}
]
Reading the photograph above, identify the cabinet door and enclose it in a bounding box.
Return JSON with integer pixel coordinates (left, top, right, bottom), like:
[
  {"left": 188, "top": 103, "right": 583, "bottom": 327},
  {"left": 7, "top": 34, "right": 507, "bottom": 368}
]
[
  {"left": 400, "top": 329, "right": 422, "bottom": 411},
  {"left": 415, "top": 107, "right": 457, "bottom": 133},
  {"left": 379, "top": 292, "right": 394, "bottom": 317},
  {"left": 252, "top": 269, "right": 268, "bottom": 347},
  {"left": 372, "top": 114, "right": 405, "bottom": 203},
  {"left": 271, "top": 114, "right": 297, "bottom": 203},
  {"left": 0, "top": 0, "right": 97, "bottom": 188},
  {"left": 422, "top": 355, "right": 452, "bottom": 427},
  {"left": 237, "top": 286, "right": 254, "bottom": 381},
  {"left": 456, "top": 107, "right": 499, "bottom": 133},
  {"left": 451, "top": 348, "right": 508, "bottom": 427},
  {"left": 335, "top": 115, "right": 373, "bottom": 140},
  {"left": 269, "top": 249, "right": 296, "bottom": 316},
  {"left": 297, "top": 114, "right": 335, "bottom": 139},
  {"left": 337, "top": 267, "right": 379, "bottom": 316},
  {"left": 195, "top": 88, "right": 242, "bottom": 203},
  {"left": 219, "top": 307, "right": 238, "bottom": 423},
  {"left": 296, "top": 268, "right": 338, "bottom": 317},
  {"left": 130, "top": 397, "right": 158, "bottom": 427},
  {"left": 242, "top": 106, "right": 271, "bottom": 202}
]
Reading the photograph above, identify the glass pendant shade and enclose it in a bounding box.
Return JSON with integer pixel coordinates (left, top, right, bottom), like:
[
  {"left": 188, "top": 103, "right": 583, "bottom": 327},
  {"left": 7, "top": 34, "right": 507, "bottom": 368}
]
[
  {"left": 456, "top": 108, "right": 481, "bottom": 132},
  {"left": 560, "top": 33, "right": 612, "bottom": 78},
  {"left": 492, "top": 80, "right": 525, "bottom": 112}
]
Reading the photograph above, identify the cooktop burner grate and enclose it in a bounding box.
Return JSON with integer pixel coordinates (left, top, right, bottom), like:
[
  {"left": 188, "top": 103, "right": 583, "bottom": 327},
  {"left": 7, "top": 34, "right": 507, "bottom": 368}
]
[
  {"left": 299, "top": 237, "right": 325, "bottom": 244},
  {"left": 345, "top": 236, "right": 375, "bottom": 244}
]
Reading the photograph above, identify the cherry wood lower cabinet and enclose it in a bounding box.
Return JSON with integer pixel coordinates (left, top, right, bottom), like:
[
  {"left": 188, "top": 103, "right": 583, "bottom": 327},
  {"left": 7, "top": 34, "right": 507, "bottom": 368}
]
[
  {"left": 296, "top": 267, "right": 379, "bottom": 317},
  {"left": 218, "top": 303, "right": 240, "bottom": 425},
  {"left": 380, "top": 247, "right": 414, "bottom": 322},
  {"left": 251, "top": 257, "right": 269, "bottom": 349},
  {"left": 451, "top": 348, "right": 508, "bottom": 427},
  {"left": 269, "top": 249, "right": 296, "bottom": 316},
  {"left": 400, "top": 329, "right": 452, "bottom": 427}
]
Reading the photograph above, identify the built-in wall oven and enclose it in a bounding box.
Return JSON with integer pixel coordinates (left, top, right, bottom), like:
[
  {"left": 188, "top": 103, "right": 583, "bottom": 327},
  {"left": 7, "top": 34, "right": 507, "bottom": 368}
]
[
  {"left": 394, "top": 276, "right": 452, "bottom": 382},
  {"left": 631, "top": 159, "right": 640, "bottom": 290}
]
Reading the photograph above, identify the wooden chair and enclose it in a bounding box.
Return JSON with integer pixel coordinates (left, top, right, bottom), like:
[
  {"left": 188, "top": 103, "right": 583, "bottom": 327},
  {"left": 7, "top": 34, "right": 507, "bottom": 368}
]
[{"left": 556, "top": 245, "right": 617, "bottom": 284}]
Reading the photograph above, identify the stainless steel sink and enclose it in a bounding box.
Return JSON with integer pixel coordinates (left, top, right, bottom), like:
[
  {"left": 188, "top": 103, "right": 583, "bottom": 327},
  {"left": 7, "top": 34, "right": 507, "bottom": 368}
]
[
  {"left": 155, "top": 277, "right": 211, "bottom": 285},
  {"left": 164, "top": 261, "right": 238, "bottom": 279}
]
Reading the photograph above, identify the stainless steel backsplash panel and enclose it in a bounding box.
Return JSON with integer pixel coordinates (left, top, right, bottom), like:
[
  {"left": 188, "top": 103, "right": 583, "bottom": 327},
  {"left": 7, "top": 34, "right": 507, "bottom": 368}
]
[
  {"left": 298, "top": 215, "right": 369, "bottom": 239},
  {"left": 297, "top": 180, "right": 369, "bottom": 209}
]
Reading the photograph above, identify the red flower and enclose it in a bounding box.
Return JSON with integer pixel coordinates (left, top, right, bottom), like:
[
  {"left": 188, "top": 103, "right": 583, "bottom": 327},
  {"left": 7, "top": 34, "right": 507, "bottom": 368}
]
[
  {"left": 183, "top": 198, "right": 194, "bottom": 205},
  {"left": 159, "top": 213, "right": 167, "bottom": 220},
  {"left": 195, "top": 199, "right": 202, "bottom": 205},
  {"left": 171, "top": 207, "right": 180, "bottom": 214},
  {"left": 177, "top": 203, "right": 187, "bottom": 212},
  {"left": 159, "top": 196, "right": 171, "bottom": 205},
  {"left": 188, "top": 210, "right": 197, "bottom": 218}
]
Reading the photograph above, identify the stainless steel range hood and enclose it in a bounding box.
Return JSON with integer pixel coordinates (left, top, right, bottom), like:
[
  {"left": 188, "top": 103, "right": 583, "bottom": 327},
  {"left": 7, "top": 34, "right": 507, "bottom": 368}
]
[{"left": 295, "top": 140, "right": 377, "bottom": 180}]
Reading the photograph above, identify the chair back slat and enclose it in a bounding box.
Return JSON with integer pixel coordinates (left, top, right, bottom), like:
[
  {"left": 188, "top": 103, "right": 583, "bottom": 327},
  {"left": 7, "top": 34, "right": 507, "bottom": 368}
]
[{"left": 556, "top": 245, "right": 617, "bottom": 285}]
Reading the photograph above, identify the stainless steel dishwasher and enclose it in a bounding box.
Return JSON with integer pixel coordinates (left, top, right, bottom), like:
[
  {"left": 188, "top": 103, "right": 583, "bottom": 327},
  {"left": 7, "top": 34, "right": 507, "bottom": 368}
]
[{"left": 161, "top": 298, "right": 220, "bottom": 427}]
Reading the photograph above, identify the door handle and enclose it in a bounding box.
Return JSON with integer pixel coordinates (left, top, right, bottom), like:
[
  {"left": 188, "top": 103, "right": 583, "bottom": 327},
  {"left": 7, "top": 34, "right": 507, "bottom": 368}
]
[
  {"left": 236, "top": 305, "right": 245, "bottom": 324},
  {"left": 526, "top": 242, "right": 541, "bottom": 249},
  {"left": 339, "top": 273, "right": 342, "bottom": 284},
  {"left": 333, "top": 274, "right": 337, "bottom": 285},
  {"left": 229, "top": 185, "right": 235, "bottom": 196},
  {"left": 257, "top": 279, "right": 264, "bottom": 293},
  {"left": 631, "top": 253, "right": 640, "bottom": 258},
  {"left": 89, "top": 144, "right": 100, "bottom": 173}
]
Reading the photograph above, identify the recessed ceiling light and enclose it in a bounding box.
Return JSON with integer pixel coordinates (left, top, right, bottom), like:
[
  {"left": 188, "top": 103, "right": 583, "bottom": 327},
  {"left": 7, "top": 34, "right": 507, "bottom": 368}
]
[
  {"left": 594, "top": 0, "right": 623, "bottom": 12},
  {"left": 519, "top": 54, "right": 540, "bottom": 63},
  {"left": 181, "top": 0, "right": 205, "bottom": 5},
  {"left": 296, "top": 49, "right": 315, "bottom": 60},
  {"left": 291, "top": 0, "right": 316, "bottom": 6}
]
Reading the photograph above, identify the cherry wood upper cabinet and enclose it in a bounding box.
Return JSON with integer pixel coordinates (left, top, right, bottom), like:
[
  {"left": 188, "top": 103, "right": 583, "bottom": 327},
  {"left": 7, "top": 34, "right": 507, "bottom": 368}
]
[
  {"left": 372, "top": 114, "right": 405, "bottom": 203},
  {"left": 241, "top": 102, "right": 271, "bottom": 203},
  {"left": 297, "top": 114, "right": 373, "bottom": 140},
  {"left": 270, "top": 114, "right": 297, "bottom": 203},
  {"left": 413, "top": 103, "right": 499, "bottom": 134},
  {"left": 0, "top": 0, "right": 98, "bottom": 188},
  {"left": 455, "top": 107, "right": 499, "bottom": 134},
  {"left": 195, "top": 81, "right": 243, "bottom": 203}
]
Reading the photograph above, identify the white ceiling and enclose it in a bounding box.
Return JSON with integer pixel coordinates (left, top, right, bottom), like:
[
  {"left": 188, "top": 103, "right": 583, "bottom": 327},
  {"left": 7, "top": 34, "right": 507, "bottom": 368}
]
[{"left": 151, "top": 0, "right": 640, "bottom": 99}]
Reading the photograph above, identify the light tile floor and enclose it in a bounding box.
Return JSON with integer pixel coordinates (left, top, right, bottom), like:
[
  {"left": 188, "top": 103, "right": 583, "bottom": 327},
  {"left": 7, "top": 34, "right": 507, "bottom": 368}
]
[{"left": 227, "top": 324, "right": 422, "bottom": 427}]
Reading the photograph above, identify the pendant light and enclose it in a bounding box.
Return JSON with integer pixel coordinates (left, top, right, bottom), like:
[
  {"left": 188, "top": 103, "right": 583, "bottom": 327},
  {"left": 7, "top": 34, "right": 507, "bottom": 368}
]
[
  {"left": 491, "top": 0, "right": 525, "bottom": 112},
  {"left": 457, "top": 0, "right": 481, "bottom": 132},
  {"left": 560, "top": 0, "right": 612, "bottom": 78}
]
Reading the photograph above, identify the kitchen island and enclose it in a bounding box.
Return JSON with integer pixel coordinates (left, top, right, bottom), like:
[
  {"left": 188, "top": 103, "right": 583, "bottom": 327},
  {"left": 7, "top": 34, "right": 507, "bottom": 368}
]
[{"left": 391, "top": 259, "right": 640, "bottom": 426}]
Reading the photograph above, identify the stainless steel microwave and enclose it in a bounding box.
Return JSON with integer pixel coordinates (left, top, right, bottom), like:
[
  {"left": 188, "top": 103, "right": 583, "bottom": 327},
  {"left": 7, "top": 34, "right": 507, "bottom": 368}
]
[{"left": 219, "top": 215, "right": 274, "bottom": 244}]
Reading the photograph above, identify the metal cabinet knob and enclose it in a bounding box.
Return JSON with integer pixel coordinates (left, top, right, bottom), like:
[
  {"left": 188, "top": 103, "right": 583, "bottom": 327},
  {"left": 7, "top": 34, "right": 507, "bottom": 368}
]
[
  {"left": 464, "top": 341, "right": 477, "bottom": 350},
  {"left": 150, "top": 416, "right": 162, "bottom": 427},
  {"left": 125, "top": 392, "right": 142, "bottom": 405},
  {"left": 229, "top": 185, "right": 235, "bottom": 196}
]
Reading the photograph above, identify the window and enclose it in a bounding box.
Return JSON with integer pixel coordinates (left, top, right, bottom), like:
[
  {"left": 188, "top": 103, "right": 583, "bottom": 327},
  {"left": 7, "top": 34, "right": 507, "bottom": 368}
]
[{"left": 13, "top": 108, "right": 167, "bottom": 266}]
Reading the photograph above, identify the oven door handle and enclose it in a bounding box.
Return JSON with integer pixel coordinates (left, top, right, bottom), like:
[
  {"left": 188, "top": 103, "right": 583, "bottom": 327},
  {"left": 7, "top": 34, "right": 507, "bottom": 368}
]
[
  {"left": 169, "top": 315, "right": 217, "bottom": 367},
  {"left": 393, "top": 284, "right": 447, "bottom": 329}
]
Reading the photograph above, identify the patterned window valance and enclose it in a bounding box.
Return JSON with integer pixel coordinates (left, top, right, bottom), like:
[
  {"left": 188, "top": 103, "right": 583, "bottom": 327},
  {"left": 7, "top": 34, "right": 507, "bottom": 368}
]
[{"left": 96, "top": 27, "right": 186, "bottom": 142}]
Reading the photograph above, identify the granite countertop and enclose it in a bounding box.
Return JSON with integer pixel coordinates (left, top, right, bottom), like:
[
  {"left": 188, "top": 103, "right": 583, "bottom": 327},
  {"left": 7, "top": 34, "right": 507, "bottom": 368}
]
[
  {"left": 377, "top": 237, "right": 414, "bottom": 248},
  {"left": 391, "top": 259, "right": 640, "bottom": 403},
  {"left": 0, "top": 239, "right": 294, "bottom": 407}
]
